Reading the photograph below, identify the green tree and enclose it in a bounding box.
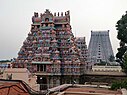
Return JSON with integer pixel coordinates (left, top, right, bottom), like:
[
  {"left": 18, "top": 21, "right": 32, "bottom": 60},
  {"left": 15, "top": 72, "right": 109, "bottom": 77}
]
[
  {"left": 111, "top": 79, "right": 127, "bottom": 90},
  {"left": 109, "top": 55, "right": 115, "bottom": 62},
  {"left": 111, "top": 81, "right": 121, "bottom": 90},
  {"left": 122, "top": 52, "right": 127, "bottom": 72},
  {"left": 116, "top": 11, "right": 127, "bottom": 72}
]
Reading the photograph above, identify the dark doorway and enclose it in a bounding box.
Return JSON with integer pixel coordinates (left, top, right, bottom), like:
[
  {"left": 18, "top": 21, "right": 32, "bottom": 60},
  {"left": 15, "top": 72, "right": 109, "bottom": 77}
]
[{"left": 37, "top": 76, "right": 47, "bottom": 90}]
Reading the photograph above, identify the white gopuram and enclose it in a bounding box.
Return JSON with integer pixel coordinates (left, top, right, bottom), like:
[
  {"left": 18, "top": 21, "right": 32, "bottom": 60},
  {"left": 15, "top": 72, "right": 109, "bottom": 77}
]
[{"left": 88, "top": 30, "right": 114, "bottom": 64}]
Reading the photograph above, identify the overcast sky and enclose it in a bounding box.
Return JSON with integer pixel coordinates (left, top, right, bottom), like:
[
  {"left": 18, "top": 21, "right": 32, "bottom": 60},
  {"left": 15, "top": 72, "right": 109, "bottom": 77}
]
[{"left": 0, "top": 0, "right": 127, "bottom": 60}]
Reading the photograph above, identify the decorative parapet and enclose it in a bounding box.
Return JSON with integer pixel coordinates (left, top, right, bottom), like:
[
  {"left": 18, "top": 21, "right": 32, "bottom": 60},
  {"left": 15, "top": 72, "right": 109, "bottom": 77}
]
[{"left": 92, "top": 66, "right": 122, "bottom": 72}]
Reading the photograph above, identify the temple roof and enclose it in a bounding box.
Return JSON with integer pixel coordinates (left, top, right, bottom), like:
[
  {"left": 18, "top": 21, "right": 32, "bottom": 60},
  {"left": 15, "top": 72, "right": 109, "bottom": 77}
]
[{"left": 0, "top": 79, "right": 44, "bottom": 95}]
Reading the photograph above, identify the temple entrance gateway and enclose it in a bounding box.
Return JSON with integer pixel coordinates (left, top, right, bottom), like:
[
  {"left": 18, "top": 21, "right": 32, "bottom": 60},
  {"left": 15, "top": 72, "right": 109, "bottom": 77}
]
[{"left": 13, "top": 9, "right": 85, "bottom": 91}]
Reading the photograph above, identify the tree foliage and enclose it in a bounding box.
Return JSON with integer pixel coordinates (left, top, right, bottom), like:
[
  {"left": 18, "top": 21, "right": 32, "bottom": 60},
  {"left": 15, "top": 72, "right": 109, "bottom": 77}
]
[
  {"left": 116, "top": 11, "right": 127, "bottom": 72},
  {"left": 109, "top": 55, "right": 115, "bottom": 62},
  {"left": 122, "top": 52, "right": 127, "bottom": 72},
  {"left": 111, "top": 79, "right": 127, "bottom": 90}
]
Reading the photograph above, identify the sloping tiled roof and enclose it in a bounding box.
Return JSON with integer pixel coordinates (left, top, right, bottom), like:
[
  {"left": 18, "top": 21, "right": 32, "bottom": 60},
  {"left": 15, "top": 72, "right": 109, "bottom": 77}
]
[
  {"left": 64, "top": 87, "right": 122, "bottom": 95},
  {"left": 49, "top": 84, "right": 122, "bottom": 95},
  {"left": 0, "top": 79, "right": 45, "bottom": 95}
]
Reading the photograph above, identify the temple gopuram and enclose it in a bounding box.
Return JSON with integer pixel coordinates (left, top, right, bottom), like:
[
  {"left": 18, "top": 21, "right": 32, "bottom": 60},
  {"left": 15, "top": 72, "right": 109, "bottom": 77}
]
[{"left": 12, "top": 9, "right": 86, "bottom": 90}]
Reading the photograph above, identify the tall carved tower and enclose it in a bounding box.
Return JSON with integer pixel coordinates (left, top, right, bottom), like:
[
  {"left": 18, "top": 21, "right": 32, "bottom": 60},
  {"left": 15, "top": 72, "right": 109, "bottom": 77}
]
[
  {"left": 88, "top": 30, "right": 114, "bottom": 64},
  {"left": 12, "top": 9, "right": 84, "bottom": 90}
]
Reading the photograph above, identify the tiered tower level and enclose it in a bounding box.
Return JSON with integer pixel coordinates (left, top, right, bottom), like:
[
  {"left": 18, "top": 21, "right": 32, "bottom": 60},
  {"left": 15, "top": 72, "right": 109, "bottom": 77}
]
[
  {"left": 75, "top": 37, "right": 88, "bottom": 63},
  {"left": 12, "top": 9, "right": 84, "bottom": 90},
  {"left": 88, "top": 31, "right": 114, "bottom": 64}
]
